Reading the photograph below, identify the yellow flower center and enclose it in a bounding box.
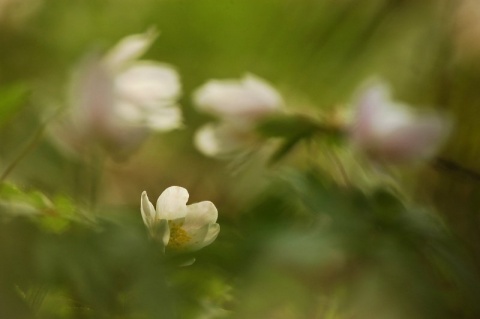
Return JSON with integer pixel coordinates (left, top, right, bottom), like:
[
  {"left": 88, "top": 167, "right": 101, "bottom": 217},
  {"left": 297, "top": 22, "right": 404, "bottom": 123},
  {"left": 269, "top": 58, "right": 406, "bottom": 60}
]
[{"left": 168, "top": 221, "right": 191, "bottom": 249}]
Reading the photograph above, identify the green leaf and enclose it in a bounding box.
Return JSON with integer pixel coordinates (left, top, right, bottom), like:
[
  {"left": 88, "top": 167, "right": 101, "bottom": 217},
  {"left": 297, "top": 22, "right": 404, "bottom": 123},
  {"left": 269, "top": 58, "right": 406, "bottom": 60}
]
[
  {"left": 260, "top": 114, "right": 345, "bottom": 164},
  {"left": 0, "top": 183, "right": 79, "bottom": 232},
  {"left": 257, "top": 114, "right": 321, "bottom": 139},
  {"left": 268, "top": 136, "right": 304, "bottom": 165},
  {"left": 0, "top": 183, "right": 24, "bottom": 198},
  {"left": 52, "top": 195, "right": 76, "bottom": 218}
]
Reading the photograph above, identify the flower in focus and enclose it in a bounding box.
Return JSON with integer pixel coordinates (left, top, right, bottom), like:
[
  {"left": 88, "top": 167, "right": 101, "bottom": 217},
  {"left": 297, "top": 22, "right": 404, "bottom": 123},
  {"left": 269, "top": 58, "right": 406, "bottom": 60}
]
[
  {"left": 141, "top": 187, "right": 220, "bottom": 251},
  {"left": 51, "top": 28, "right": 182, "bottom": 158},
  {"left": 350, "top": 81, "right": 450, "bottom": 164},
  {"left": 193, "top": 74, "right": 283, "bottom": 157}
]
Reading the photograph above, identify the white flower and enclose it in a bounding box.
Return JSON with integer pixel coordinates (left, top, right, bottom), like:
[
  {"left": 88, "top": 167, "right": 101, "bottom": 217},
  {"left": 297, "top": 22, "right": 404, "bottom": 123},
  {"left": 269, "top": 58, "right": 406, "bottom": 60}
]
[
  {"left": 104, "top": 28, "right": 182, "bottom": 131},
  {"left": 194, "top": 74, "right": 282, "bottom": 122},
  {"left": 51, "top": 29, "right": 181, "bottom": 158},
  {"left": 193, "top": 74, "right": 283, "bottom": 157},
  {"left": 141, "top": 187, "right": 220, "bottom": 251},
  {"left": 350, "top": 81, "right": 450, "bottom": 163}
]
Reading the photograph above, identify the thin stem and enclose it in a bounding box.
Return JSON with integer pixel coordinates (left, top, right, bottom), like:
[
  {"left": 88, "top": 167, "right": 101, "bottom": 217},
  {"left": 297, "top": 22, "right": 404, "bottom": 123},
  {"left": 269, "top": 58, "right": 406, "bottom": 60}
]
[
  {"left": 87, "top": 149, "right": 105, "bottom": 211},
  {"left": 0, "top": 109, "right": 61, "bottom": 182},
  {"left": 1, "top": 125, "right": 45, "bottom": 182},
  {"left": 26, "top": 285, "right": 48, "bottom": 314},
  {"left": 433, "top": 157, "right": 480, "bottom": 183}
]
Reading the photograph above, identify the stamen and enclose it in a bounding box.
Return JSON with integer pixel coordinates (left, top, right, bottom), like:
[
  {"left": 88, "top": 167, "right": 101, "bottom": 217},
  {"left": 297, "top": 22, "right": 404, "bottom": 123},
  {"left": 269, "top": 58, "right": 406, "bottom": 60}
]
[{"left": 168, "top": 221, "right": 191, "bottom": 249}]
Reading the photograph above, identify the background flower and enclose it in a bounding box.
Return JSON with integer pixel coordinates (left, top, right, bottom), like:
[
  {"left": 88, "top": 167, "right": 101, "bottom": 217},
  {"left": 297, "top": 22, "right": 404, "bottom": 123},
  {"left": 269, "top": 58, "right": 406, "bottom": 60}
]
[
  {"left": 193, "top": 74, "right": 283, "bottom": 157},
  {"left": 50, "top": 29, "right": 182, "bottom": 158},
  {"left": 350, "top": 81, "right": 451, "bottom": 164},
  {"left": 104, "top": 29, "right": 182, "bottom": 132}
]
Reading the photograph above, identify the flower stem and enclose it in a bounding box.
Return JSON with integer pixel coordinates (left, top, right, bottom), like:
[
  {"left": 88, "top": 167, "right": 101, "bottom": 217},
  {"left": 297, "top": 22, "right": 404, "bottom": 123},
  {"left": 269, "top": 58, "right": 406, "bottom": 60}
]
[
  {"left": 0, "top": 124, "right": 46, "bottom": 182},
  {"left": 0, "top": 109, "right": 60, "bottom": 182}
]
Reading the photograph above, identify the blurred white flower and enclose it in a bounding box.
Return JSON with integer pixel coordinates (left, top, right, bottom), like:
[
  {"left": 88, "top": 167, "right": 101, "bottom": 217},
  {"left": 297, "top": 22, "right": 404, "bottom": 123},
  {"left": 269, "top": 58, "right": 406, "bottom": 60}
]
[
  {"left": 194, "top": 123, "right": 254, "bottom": 158},
  {"left": 104, "top": 29, "right": 182, "bottom": 131},
  {"left": 51, "top": 28, "right": 181, "bottom": 158},
  {"left": 194, "top": 74, "right": 282, "bottom": 122},
  {"left": 193, "top": 74, "right": 283, "bottom": 157},
  {"left": 350, "top": 81, "right": 450, "bottom": 163},
  {"left": 141, "top": 187, "right": 220, "bottom": 251}
]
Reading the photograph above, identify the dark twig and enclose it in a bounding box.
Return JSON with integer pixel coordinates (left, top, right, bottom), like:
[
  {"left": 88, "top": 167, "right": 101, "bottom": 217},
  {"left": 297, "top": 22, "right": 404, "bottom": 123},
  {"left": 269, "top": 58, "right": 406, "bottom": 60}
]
[{"left": 433, "top": 157, "right": 480, "bottom": 183}]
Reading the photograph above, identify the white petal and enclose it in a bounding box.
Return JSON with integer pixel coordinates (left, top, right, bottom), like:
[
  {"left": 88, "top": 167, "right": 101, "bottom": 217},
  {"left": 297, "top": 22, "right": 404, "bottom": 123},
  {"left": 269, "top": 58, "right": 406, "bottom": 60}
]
[
  {"left": 183, "top": 224, "right": 210, "bottom": 251},
  {"left": 114, "top": 99, "right": 182, "bottom": 131},
  {"left": 152, "top": 219, "right": 170, "bottom": 247},
  {"left": 141, "top": 191, "right": 156, "bottom": 226},
  {"left": 183, "top": 201, "right": 218, "bottom": 230},
  {"left": 194, "top": 124, "right": 224, "bottom": 157},
  {"left": 104, "top": 28, "right": 158, "bottom": 70},
  {"left": 194, "top": 123, "right": 251, "bottom": 157},
  {"left": 156, "top": 186, "right": 189, "bottom": 220},
  {"left": 193, "top": 73, "right": 282, "bottom": 121},
  {"left": 243, "top": 73, "right": 283, "bottom": 112},
  {"left": 188, "top": 223, "right": 220, "bottom": 251},
  {"left": 146, "top": 106, "right": 182, "bottom": 131},
  {"left": 202, "top": 223, "right": 220, "bottom": 247},
  {"left": 115, "top": 62, "right": 181, "bottom": 108}
]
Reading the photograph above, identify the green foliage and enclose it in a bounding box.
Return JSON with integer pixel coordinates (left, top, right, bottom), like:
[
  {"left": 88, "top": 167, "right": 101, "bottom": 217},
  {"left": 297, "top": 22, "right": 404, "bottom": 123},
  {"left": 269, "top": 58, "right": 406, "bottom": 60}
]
[{"left": 0, "top": 0, "right": 479, "bottom": 318}]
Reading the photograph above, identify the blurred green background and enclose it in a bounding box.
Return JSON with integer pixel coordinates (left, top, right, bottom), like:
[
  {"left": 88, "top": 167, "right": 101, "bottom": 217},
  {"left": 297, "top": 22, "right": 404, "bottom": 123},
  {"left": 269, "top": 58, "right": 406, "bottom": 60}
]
[{"left": 1, "top": 0, "right": 480, "bottom": 318}]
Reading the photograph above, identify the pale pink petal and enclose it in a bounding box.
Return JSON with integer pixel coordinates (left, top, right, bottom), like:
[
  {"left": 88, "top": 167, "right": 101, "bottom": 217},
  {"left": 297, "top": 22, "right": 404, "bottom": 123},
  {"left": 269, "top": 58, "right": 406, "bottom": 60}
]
[
  {"left": 351, "top": 80, "right": 451, "bottom": 163},
  {"left": 376, "top": 115, "right": 449, "bottom": 162},
  {"left": 70, "top": 57, "right": 115, "bottom": 135}
]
